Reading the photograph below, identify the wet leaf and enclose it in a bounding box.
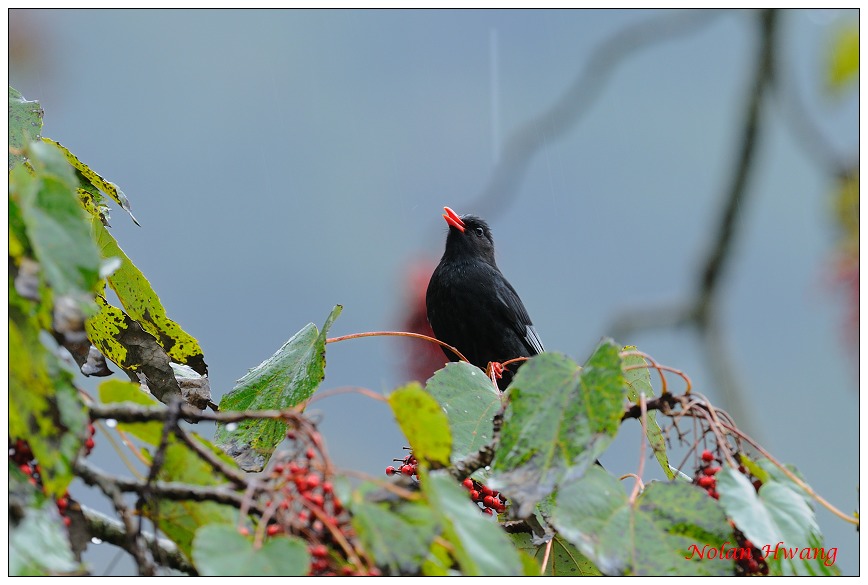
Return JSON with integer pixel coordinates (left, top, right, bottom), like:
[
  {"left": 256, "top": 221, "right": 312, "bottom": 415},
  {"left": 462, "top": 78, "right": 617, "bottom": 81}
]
[
  {"left": 215, "top": 305, "right": 341, "bottom": 471},
  {"left": 491, "top": 341, "right": 627, "bottom": 517},
  {"left": 8, "top": 86, "right": 43, "bottom": 170},
  {"left": 425, "top": 362, "right": 501, "bottom": 467},
  {"left": 551, "top": 466, "right": 732, "bottom": 575}
]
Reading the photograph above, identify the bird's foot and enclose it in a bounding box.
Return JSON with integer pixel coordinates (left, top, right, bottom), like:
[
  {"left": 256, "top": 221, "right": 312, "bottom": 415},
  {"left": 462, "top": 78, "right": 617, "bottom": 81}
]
[{"left": 486, "top": 361, "right": 505, "bottom": 386}]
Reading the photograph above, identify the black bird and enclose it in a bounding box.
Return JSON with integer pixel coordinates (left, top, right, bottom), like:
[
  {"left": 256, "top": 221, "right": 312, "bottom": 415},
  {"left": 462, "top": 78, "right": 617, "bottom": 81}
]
[{"left": 426, "top": 206, "right": 544, "bottom": 390}]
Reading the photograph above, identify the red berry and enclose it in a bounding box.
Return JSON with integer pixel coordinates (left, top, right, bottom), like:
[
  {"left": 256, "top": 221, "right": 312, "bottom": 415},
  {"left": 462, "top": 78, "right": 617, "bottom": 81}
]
[
  {"left": 18, "top": 464, "right": 32, "bottom": 476},
  {"left": 697, "top": 476, "right": 715, "bottom": 488},
  {"left": 266, "top": 524, "right": 281, "bottom": 536},
  {"left": 482, "top": 507, "right": 494, "bottom": 515},
  {"left": 709, "top": 491, "right": 720, "bottom": 500},
  {"left": 306, "top": 493, "right": 325, "bottom": 507},
  {"left": 63, "top": 516, "right": 71, "bottom": 527},
  {"left": 322, "top": 481, "right": 333, "bottom": 494},
  {"left": 85, "top": 437, "right": 96, "bottom": 450},
  {"left": 469, "top": 490, "right": 480, "bottom": 501},
  {"left": 385, "top": 466, "right": 397, "bottom": 475},
  {"left": 703, "top": 466, "right": 720, "bottom": 476},
  {"left": 480, "top": 485, "right": 493, "bottom": 496},
  {"left": 310, "top": 544, "right": 328, "bottom": 558},
  {"left": 400, "top": 465, "right": 414, "bottom": 476},
  {"left": 305, "top": 448, "right": 316, "bottom": 459},
  {"left": 483, "top": 495, "right": 496, "bottom": 508},
  {"left": 306, "top": 474, "right": 321, "bottom": 490},
  {"left": 238, "top": 527, "right": 250, "bottom": 536},
  {"left": 462, "top": 478, "right": 474, "bottom": 490},
  {"left": 701, "top": 450, "right": 715, "bottom": 462},
  {"left": 56, "top": 497, "right": 69, "bottom": 512}
]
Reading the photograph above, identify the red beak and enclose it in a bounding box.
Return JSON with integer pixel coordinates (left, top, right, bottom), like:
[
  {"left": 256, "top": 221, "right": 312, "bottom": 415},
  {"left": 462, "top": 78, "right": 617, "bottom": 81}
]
[{"left": 442, "top": 206, "right": 465, "bottom": 232}]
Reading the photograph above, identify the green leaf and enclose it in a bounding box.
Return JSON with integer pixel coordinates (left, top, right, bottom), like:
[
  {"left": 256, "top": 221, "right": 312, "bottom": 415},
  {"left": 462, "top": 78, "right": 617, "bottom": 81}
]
[
  {"left": 10, "top": 501, "right": 80, "bottom": 575},
  {"left": 388, "top": 383, "right": 452, "bottom": 467},
  {"left": 510, "top": 532, "right": 601, "bottom": 576},
  {"left": 622, "top": 348, "right": 673, "bottom": 479},
  {"left": 351, "top": 485, "right": 439, "bottom": 574},
  {"left": 491, "top": 341, "right": 627, "bottom": 516},
  {"left": 8, "top": 86, "right": 43, "bottom": 170},
  {"left": 215, "top": 305, "right": 342, "bottom": 471},
  {"left": 422, "top": 470, "right": 523, "bottom": 575},
  {"left": 43, "top": 137, "right": 139, "bottom": 225},
  {"left": 93, "top": 222, "right": 207, "bottom": 375},
  {"left": 717, "top": 465, "right": 837, "bottom": 575},
  {"left": 425, "top": 362, "right": 501, "bottom": 467},
  {"left": 192, "top": 524, "right": 311, "bottom": 576},
  {"left": 551, "top": 466, "right": 733, "bottom": 575},
  {"left": 9, "top": 297, "right": 87, "bottom": 497},
  {"left": 98, "top": 378, "right": 164, "bottom": 444},
  {"left": 827, "top": 22, "right": 858, "bottom": 92},
  {"left": 11, "top": 142, "right": 101, "bottom": 306}
]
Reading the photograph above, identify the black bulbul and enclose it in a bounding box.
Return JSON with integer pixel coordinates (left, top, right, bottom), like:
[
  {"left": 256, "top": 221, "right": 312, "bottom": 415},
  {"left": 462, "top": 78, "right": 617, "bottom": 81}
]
[{"left": 426, "top": 206, "right": 543, "bottom": 390}]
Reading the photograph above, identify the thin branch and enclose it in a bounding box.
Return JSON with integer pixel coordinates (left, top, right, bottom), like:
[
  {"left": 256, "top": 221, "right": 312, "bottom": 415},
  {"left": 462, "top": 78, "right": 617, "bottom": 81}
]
[
  {"left": 79, "top": 505, "right": 196, "bottom": 575},
  {"left": 471, "top": 9, "right": 726, "bottom": 218},
  {"left": 609, "top": 9, "right": 779, "bottom": 439}
]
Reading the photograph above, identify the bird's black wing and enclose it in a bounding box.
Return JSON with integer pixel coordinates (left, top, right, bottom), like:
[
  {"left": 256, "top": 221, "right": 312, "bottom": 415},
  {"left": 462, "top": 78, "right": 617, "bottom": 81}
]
[{"left": 491, "top": 268, "right": 544, "bottom": 356}]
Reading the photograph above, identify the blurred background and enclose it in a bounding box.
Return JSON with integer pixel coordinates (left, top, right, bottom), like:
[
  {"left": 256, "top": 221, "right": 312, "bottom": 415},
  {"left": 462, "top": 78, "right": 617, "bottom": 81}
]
[{"left": 9, "top": 8, "right": 858, "bottom": 575}]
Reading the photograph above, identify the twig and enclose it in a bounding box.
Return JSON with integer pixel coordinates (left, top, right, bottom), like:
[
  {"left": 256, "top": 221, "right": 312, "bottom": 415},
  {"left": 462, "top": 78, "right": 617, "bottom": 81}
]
[
  {"left": 326, "top": 330, "right": 470, "bottom": 364},
  {"left": 79, "top": 505, "right": 196, "bottom": 575},
  {"left": 471, "top": 9, "right": 725, "bottom": 218}
]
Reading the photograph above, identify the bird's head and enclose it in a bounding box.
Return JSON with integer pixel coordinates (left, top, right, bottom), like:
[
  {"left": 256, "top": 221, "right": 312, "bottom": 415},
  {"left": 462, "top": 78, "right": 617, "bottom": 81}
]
[{"left": 441, "top": 206, "right": 496, "bottom": 265}]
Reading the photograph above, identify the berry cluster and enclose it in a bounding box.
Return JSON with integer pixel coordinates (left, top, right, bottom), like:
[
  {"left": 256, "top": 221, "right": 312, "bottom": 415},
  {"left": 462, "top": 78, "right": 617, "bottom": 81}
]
[
  {"left": 248, "top": 427, "right": 378, "bottom": 576},
  {"left": 733, "top": 528, "right": 769, "bottom": 576},
  {"left": 461, "top": 477, "right": 508, "bottom": 516},
  {"left": 384, "top": 449, "right": 509, "bottom": 516},
  {"left": 10, "top": 437, "right": 79, "bottom": 528},
  {"left": 385, "top": 449, "right": 418, "bottom": 480},
  {"left": 693, "top": 449, "right": 722, "bottom": 500}
]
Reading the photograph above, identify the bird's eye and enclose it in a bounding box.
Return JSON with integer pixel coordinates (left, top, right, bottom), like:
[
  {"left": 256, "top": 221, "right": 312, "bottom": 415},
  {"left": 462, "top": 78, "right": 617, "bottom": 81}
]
[{"left": 475, "top": 227, "right": 485, "bottom": 237}]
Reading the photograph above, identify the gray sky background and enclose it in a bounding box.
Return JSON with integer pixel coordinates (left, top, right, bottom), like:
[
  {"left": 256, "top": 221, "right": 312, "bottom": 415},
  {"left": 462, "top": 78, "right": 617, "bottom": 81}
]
[{"left": 9, "top": 8, "right": 858, "bottom": 575}]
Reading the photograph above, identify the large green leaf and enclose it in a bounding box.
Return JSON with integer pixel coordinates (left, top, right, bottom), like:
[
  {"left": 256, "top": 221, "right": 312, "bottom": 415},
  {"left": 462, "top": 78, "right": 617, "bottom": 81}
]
[
  {"left": 551, "top": 466, "right": 733, "bottom": 575},
  {"left": 192, "top": 524, "right": 310, "bottom": 576},
  {"left": 9, "top": 294, "right": 87, "bottom": 497},
  {"left": 422, "top": 470, "right": 522, "bottom": 575},
  {"left": 717, "top": 464, "right": 838, "bottom": 576},
  {"left": 491, "top": 341, "right": 627, "bottom": 516},
  {"left": 92, "top": 221, "right": 207, "bottom": 375},
  {"left": 8, "top": 86, "right": 43, "bottom": 170},
  {"left": 215, "top": 305, "right": 342, "bottom": 471},
  {"left": 622, "top": 348, "right": 673, "bottom": 479},
  {"left": 10, "top": 142, "right": 101, "bottom": 307},
  {"left": 424, "top": 362, "right": 501, "bottom": 466},
  {"left": 351, "top": 484, "right": 439, "bottom": 575},
  {"left": 388, "top": 383, "right": 452, "bottom": 467}
]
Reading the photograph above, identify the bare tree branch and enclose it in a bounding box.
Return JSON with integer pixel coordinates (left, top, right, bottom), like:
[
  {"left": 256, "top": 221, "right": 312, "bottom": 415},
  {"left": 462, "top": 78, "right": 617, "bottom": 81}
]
[{"left": 471, "top": 9, "right": 726, "bottom": 218}]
